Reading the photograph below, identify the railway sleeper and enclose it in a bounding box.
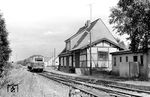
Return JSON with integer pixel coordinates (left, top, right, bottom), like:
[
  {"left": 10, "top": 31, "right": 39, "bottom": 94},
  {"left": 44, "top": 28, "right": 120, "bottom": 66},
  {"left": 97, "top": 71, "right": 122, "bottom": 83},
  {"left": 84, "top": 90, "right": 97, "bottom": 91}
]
[{"left": 39, "top": 73, "right": 148, "bottom": 97}]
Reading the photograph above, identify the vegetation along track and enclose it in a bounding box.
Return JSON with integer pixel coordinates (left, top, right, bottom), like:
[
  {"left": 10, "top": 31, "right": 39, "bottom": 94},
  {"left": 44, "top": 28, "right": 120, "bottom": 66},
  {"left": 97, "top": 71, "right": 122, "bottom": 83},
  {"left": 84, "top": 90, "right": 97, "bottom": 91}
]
[{"left": 38, "top": 71, "right": 150, "bottom": 97}]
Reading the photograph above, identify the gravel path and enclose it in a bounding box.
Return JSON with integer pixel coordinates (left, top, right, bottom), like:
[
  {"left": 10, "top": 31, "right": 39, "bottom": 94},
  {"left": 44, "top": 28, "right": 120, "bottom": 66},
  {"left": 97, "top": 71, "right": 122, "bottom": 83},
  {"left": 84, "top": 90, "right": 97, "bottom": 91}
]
[
  {"left": 37, "top": 74, "right": 70, "bottom": 97},
  {"left": 0, "top": 67, "right": 70, "bottom": 97}
]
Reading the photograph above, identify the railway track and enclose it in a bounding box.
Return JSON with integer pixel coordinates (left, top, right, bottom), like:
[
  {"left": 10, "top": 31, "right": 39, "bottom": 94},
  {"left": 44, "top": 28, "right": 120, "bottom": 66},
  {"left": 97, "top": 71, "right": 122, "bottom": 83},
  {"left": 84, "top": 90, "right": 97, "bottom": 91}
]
[
  {"left": 38, "top": 71, "right": 150, "bottom": 97},
  {"left": 48, "top": 72, "right": 150, "bottom": 91},
  {"left": 47, "top": 71, "right": 150, "bottom": 91}
]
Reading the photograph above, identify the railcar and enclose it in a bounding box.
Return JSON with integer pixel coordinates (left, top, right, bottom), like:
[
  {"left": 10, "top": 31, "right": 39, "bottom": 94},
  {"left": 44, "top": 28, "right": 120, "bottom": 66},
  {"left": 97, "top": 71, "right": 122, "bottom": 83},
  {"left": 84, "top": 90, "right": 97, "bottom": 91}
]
[{"left": 27, "top": 55, "right": 44, "bottom": 72}]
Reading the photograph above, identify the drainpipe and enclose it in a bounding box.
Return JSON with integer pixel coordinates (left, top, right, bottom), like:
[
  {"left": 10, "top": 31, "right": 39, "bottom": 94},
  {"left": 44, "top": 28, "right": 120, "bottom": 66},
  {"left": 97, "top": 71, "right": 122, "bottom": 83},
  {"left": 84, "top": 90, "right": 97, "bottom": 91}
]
[{"left": 146, "top": 50, "right": 149, "bottom": 80}]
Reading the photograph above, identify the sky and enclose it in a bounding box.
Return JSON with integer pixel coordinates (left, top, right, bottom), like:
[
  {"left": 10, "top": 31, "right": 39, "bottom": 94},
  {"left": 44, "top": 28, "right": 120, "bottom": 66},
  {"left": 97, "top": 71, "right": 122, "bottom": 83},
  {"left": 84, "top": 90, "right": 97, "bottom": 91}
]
[{"left": 0, "top": 0, "right": 127, "bottom": 61}]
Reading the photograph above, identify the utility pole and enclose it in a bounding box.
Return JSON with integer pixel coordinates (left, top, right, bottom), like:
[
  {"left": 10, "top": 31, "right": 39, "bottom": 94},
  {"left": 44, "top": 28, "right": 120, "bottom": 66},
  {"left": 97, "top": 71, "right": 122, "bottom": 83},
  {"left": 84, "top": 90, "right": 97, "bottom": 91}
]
[
  {"left": 54, "top": 48, "right": 56, "bottom": 66},
  {"left": 89, "top": 4, "right": 92, "bottom": 75},
  {"left": 89, "top": 4, "right": 92, "bottom": 21}
]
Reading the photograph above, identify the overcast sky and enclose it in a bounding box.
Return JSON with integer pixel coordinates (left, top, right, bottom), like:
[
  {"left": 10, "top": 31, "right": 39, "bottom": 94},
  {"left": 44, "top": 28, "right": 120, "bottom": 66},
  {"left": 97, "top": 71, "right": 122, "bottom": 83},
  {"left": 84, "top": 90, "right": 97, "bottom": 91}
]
[{"left": 0, "top": 0, "right": 127, "bottom": 61}]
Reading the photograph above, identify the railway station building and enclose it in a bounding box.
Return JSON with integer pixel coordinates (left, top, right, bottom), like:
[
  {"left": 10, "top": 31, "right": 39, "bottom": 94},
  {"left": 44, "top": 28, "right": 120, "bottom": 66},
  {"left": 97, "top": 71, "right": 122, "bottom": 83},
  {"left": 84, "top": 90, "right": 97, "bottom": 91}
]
[{"left": 58, "top": 18, "right": 124, "bottom": 75}]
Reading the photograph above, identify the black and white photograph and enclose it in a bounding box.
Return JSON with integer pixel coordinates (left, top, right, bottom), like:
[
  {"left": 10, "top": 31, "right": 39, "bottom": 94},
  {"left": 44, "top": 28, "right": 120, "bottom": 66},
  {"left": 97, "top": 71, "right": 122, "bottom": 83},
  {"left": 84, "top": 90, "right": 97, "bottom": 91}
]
[{"left": 0, "top": 0, "right": 150, "bottom": 97}]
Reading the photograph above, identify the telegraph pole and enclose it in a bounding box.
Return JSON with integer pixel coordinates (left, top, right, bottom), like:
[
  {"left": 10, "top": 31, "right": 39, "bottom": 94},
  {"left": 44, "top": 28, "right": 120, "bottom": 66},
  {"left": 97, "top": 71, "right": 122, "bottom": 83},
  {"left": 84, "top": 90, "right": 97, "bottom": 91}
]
[
  {"left": 89, "top": 4, "right": 92, "bottom": 75},
  {"left": 54, "top": 48, "right": 56, "bottom": 66},
  {"left": 89, "top": 4, "right": 92, "bottom": 21}
]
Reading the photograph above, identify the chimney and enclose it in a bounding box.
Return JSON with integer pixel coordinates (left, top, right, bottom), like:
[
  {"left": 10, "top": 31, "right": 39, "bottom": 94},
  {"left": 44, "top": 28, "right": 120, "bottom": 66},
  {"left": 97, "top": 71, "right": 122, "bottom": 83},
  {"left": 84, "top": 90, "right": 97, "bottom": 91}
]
[{"left": 85, "top": 20, "right": 91, "bottom": 27}]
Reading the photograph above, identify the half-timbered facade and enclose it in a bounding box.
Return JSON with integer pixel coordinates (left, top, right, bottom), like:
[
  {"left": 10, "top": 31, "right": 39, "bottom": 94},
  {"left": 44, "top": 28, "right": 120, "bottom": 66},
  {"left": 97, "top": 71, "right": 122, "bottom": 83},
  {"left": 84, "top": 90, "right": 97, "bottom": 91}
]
[{"left": 58, "top": 18, "right": 124, "bottom": 74}]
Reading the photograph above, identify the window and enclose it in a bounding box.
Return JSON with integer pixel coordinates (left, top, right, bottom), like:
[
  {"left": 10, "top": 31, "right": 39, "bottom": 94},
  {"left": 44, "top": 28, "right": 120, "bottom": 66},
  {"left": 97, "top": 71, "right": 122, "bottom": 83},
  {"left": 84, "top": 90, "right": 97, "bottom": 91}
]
[
  {"left": 133, "top": 56, "right": 138, "bottom": 62},
  {"left": 61, "top": 57, "right": 63, "bottom": 66},
  {"left": 114, "top": 57, "right": 116, "bottom": 66},
  {"left": 35, "top": 58, "right": 43, "bottom": 62},
  {"left": 98, "top": 51, "right": 108, "bottom": 61},
  {"left": 120, "top": 57, "right": 122, "bottom": 62},
  {"left": 140, "top": 55, "right": 143, "bottom": 66},
  {"left": 126, "top": 56, "right": 128, "bottom": 62},
  {"left": 64, "top": 57, "right": 66, "bottom": 66}
]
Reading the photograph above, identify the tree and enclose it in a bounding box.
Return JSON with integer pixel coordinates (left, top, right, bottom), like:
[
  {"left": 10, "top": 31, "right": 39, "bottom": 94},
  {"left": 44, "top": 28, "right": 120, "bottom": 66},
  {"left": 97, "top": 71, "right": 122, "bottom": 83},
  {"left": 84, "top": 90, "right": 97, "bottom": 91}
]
[
  {"left": 0, "top": 12, "right": 11, "bottom": 73},
  {"left": 109, "top": 0, "right": 150, "bottom": 53}
]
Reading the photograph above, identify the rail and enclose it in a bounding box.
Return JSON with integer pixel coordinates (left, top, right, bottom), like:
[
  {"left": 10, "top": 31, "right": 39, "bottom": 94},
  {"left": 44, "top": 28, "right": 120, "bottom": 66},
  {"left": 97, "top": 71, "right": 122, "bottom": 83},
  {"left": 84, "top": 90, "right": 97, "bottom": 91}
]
[{"left": 38, "top": 72, "right": 150, "bottom": 97}]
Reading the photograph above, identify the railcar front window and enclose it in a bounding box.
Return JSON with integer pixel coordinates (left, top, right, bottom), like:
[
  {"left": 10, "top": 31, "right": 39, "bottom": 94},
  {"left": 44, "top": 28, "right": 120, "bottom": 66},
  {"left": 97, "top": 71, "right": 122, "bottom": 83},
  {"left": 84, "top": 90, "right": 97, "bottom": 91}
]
[{"left": 35, "top": 58, "right": 43, "bottom": 62}]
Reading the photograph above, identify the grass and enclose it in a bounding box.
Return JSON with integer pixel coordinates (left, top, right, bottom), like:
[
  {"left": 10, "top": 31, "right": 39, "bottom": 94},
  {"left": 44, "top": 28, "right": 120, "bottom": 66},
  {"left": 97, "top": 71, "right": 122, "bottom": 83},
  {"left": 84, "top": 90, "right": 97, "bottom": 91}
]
[{"left": 0, "top": 62, "right": 14, "bottom": 89}]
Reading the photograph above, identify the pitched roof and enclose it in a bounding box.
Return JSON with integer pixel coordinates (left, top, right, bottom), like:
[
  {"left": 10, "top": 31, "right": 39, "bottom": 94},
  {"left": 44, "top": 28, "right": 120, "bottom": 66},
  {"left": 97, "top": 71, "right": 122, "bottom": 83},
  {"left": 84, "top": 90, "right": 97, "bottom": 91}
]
[
  {"left": 59, "top": 18, "right": 124, "bottom": 57},
  {"left": 58, "top": 47, "right": 72, "bottom": 56},
  {"left": 72, "top": 18, "right": 120, "bottom": 50},
  {"left": 44, "top": 57, "right": 51, "bottom": 62},
  {"left": 73, "top": 31, "right": 88, "bottom": 49},
  {"left": 29, "top": 55, "right": 44, "bottom": 58},
  {"left": 65, "top": 19, "right": 99, "bottom": 42}
]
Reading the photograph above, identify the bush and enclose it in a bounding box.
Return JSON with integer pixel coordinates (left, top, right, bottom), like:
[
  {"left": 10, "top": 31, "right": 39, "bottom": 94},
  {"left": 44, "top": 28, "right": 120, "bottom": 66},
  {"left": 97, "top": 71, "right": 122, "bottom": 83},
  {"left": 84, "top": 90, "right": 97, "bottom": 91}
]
[
  {"left": 0, "top": 12, "right": 11, "bottom": 76},
  {"left": 1, "top": 62, "right": 13, "bottom": 77},
  {"left": 0, "top": 62, "right": 13, "bottom": 88}
]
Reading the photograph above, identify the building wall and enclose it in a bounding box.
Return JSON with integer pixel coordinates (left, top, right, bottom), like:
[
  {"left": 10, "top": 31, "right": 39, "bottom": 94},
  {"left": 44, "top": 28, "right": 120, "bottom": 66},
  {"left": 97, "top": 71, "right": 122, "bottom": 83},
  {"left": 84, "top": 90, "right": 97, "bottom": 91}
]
[
  {"left": 59, "top": 41, "right": 119, "bottom": 73},
  {"left": 54, "top": 57, "right": 59, "bottom": 66},
  {"left": 79, "top": 49, "right": 87, "bottom": 67},
  {"left": 44, "top": 59, "right": 51, "bottom": 67},
  {"left": 147, "top": 50, "right": 150, "bottom": 78},
  {"left": 45, "top": 57, "right": 59, "bottom": 67},
  {"left": 86, "top": 41, "right": 118, "bottom": 70},
  {"left": 112, "top": 53, "right": 146, "bottom": 77}
]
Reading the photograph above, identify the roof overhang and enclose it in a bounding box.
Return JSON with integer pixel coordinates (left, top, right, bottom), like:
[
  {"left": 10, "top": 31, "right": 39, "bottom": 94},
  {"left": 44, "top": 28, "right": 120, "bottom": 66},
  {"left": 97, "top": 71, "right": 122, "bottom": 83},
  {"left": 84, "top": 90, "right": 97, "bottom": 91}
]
[
  {"left": 58, "top": 51, "right": 72, "bottom": 57},
  {"left": 110, "top": 50, "right": 144, "bottom": 55}
]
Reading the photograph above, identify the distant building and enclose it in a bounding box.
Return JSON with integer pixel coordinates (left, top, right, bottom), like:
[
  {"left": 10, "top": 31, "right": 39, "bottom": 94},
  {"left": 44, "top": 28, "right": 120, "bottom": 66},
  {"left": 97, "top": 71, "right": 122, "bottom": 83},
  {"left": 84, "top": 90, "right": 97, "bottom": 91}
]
[
  {"left": 44, "top": 57, "right": 51, "bottom": 66},
  {"left": 53, "top": 57, "right": 59, "bottom": 66},
  {"left": 58, "top": 18, "right": 124, "bottom": 75},
  {"left": 44, "top": 56, "right": 59, "bottom": 67},
  {"left": 111, "top": 50, "right": 150, "bottom": 79}
]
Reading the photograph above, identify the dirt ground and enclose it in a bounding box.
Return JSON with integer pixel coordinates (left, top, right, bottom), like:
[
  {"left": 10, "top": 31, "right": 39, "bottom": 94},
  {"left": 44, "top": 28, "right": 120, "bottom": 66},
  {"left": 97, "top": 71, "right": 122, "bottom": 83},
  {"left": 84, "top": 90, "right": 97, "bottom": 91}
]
[{"left": 0, "top": 65, "right": 70, "bottom": 97}]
